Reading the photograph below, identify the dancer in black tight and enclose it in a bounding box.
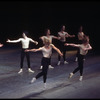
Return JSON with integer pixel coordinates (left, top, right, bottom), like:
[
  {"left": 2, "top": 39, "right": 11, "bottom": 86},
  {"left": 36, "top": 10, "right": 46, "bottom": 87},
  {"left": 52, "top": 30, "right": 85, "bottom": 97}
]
[
  {"left": 75, "top": 25, "right": 85, "bottom": 62},
  {"left": 6, "top": 31, "right": 38, "bottom": 74},
  {"left": 57, "top": 25, "right": 75, "bottom": 65},
  {"left": 39, "top": 28, "right": 60, "bottom": 69},
  {"left": 65, "top": 35, "right": 92, "bottom": 81},
  {"left": 26, "top": 38, "right": 63, "bottom": 89}
]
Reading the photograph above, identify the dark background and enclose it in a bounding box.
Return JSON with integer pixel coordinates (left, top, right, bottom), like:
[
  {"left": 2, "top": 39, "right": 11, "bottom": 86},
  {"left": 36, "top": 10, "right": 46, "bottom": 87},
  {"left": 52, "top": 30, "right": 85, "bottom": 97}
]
[{"left": 0, "top": 1, "right": 99, "bottom": 54}]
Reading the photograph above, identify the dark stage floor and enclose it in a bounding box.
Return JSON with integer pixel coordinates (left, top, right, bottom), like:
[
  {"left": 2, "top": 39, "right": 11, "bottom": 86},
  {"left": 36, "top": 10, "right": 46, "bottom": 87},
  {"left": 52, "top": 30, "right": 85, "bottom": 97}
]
[{"left": 0, "top": 47, "right": 100, "bottom": 99}]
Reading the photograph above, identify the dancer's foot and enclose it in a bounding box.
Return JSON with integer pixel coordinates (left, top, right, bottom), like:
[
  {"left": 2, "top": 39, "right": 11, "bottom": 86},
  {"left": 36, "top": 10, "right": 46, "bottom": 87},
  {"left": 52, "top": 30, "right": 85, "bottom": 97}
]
[
  {"left": 30, "top": 77, "right": 36, "bottom": 84},
  {"left": 40, "top": 66, "right": 43, "bottom": 69},
  {"left": 18, "top": 69, "right": 23, "bottom": 74},
  {"left": 79, "top": 76, "right": 83, "bottom": 81},
  {"left": 75, "top": 57, "right": 78, "bottom": 62},
  {"left": 68, "top": 73, "right": 74, "bottom": 79},
  {"left": 28, "top": 68, "right": 35, "bottom": 73},
  {"left": 57, "top": 61, "right": 61, "bottom": 66},
  {"left": 49, "top": 65, "right": 54, "bottom": 69},
  {"left": 43, "top": 83, "right": 46, "bottom": 90},
  {"left": 64, "top": 61, "right": 69, "bottom": 64}
]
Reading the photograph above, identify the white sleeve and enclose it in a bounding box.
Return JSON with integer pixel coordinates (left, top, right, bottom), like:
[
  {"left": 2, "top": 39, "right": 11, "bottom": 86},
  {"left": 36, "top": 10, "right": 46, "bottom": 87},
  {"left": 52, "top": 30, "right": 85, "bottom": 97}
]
[{"left": 10, "top": 38, "right": 22, "bottom": 43}]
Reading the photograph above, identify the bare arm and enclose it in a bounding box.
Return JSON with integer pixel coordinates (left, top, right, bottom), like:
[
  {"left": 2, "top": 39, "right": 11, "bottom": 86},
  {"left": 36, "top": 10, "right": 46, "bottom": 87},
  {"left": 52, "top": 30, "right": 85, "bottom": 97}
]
[
  {"left": 30, "top": 38, "right": 38, "bottom": 45},
  {"left": 6, "top": 39, "right": 21, "bottom": 43},
  {"left": 84, "top": 44, "right": 92, "bottom": 51},
  {"left": 64, "top": 43, "right": 80, "bottom": 48},
  {"left": 25, "top": 47, "right": 42, "bottom": 52},
  {"left": 65, "top": 34, "right": 75, "bottom": 38},
  {"left": 51, "top": 44, "right": 63, "bottom": 56},
  {"left": 53, "top": 36, "right": 61, "bottom": 40}
]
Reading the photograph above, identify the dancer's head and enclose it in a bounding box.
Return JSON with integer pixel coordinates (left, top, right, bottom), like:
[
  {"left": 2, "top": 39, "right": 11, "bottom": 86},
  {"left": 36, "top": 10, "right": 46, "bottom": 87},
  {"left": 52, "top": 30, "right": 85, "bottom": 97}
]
[
  {"left": 82, "top": 35, "right": 89, "bottom": 44},
  {"left": 43, "top": 38, "right": 51, "bottom": 46},
  {"left": 79, "top": 25, "right": 83, "bottom": 32},
  {"left": 61, "top": 25, "right": 65, "bottom": 31},
  {"left": 45, "top": 29, "right": 51, "bottom": 35},
  {"left": 22, "top": 31, "right": 29, "bottom": 38}
]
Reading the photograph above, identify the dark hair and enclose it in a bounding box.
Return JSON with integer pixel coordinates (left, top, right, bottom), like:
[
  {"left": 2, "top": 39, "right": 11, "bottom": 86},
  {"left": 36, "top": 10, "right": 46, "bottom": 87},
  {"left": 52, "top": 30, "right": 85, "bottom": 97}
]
[
  {"left": 45, "top": 28, "right": 50, "bottom": 35},
  {"left": 61, "top": 25, "right": 65, "bottom": 31},
  {"left": 79, "top": 25, "right": 83, "bottom": 32},
  {"left": 82, "top": 35, "right": 89, "bottom": 44},
  {"left": 22, "top": 30, "right": 29, "bottom": 36}
]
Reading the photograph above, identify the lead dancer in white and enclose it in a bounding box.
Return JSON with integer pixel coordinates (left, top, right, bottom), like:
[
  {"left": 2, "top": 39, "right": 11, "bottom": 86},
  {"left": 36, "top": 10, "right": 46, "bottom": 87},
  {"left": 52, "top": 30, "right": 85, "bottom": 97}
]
[
  {"left": 6, "top": 31, "right": 38, "bottom": 74},
  {"left": 26, "top": 38, "right": 63, "bottom": 89}
]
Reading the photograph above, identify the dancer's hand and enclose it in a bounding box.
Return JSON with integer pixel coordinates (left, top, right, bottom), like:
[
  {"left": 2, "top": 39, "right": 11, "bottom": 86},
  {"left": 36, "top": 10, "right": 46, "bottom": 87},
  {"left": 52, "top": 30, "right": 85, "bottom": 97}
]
[
  {"left": 25, "top": 49, "right": 30, "bottom": 52},
  {"left": 72, "top": 35, "right": 75, "bottom": 37},
  {"left": 6, "top": 39, "right": 10, "bottom": 42},
  {"left": 0, "top": 43, "right": 3, "bottom": 47},
  {"left": 60, "top": 53, "right": 63, "bottom": 57},
  {"left": 64, "top": 43, "right": 69, "bottom": 46},
  {"left": 35, "top": 41, "right": 38, "bottom": 45}
]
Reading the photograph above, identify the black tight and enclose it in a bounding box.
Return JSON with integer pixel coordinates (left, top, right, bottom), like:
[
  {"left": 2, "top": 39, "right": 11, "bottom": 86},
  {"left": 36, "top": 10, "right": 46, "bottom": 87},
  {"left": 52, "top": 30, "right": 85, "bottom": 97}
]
[
  {"left": 35, "top": 57, "right": 50, "bottom": 83},
  {"left": 73, "top": 54, "right": 84, "bottom": 76},
  {"left": 20, "top": 49, "right": 30, "bottom": 68}
]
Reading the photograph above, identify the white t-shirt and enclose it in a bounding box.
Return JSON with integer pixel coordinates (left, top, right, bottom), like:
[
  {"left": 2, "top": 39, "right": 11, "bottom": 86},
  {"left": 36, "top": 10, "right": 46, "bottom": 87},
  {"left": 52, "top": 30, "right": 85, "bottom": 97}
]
[
  {"left": 58, "top": 32, "right": 69, "bottom": 42},
  {"left": 78, "top": 44, "right": 90, "bottom": 55},
  {"left": 17, "top": 38, "right": 34, "bottom": 49},
  {"left": 41, "top": 35, "right": 55, "bottom": 43},
  {"left": 39, "top": 44, "right": 52, "bottom": 58}
]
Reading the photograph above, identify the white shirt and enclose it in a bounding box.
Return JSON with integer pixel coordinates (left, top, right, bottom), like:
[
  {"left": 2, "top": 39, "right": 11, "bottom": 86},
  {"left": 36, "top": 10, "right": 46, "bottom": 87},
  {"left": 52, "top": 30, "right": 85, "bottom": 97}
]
[
  {"left": 39, "top": 44, "right": 52, "bottom": 58},
  {"left": 41, "top": 35, "right": 55, "bottom": 43},
  {"left": 78, "top": 44, "right": 90, "bottom": 55},
  {"left": 58, "top": 32, "right": 68, "bottom": 42},
  {"left": 15, "top": 38, "right": 34, "bottom": 49}
]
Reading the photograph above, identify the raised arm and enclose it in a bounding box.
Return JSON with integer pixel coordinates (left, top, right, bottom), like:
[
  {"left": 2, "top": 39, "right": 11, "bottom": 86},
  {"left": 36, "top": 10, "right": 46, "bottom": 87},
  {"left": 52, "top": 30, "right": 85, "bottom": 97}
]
[
  {"left": 51, "top": 44, "right": 63, "bottom": 56},
  {"left": 6, "top": 38, "right": 21, "bottom": 43}
]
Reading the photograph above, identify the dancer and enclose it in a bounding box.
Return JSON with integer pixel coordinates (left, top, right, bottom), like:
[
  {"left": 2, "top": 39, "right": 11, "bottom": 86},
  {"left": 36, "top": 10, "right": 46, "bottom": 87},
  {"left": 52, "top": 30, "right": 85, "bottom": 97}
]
[
  {"left": 39, "top": 28, "right": 60, "bottom": 69},
  {"left": 75, "top": 25, "right": 85, "bottom": 62},
  {"left": 6, "top": 31, "right": 38, "bottom": 74},
  {"left": 26, "top": 38, "right": 63, "bottom": 89},
  {"left": 57, "top": 25, "right": 75, "bottom": 65},
  {"left": 65, "top": 35, "right": 92, "bottom": 81}
]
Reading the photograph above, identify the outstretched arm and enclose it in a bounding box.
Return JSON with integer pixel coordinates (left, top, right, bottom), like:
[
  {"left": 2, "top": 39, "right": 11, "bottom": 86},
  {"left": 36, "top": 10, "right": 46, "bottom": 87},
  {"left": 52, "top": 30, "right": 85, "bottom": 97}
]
[
  {"left": 6, "top": 39, "right": 21, "bottom": 43},
  {"left": 64, "top": 43, "right": 80, "bottom": 48},
  {"left": 65, "top": 34, "right": 75, "bottom": 38},
  {"left": 25, "top": 47, "right": 42, "bottom": 52},
  {"left": 51, "top": 44, "right": 63, "bottom": 56},
  {"left": 30, "top": 38, "right": 38, "bottom": 45},
  {"left": 52, "top": 36, "right": 61, "bottom": 40}
]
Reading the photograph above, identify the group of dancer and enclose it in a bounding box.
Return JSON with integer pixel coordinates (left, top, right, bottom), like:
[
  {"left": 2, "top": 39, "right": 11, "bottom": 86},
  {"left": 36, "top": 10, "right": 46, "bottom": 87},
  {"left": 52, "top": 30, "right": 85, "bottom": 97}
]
[{"left": 0, "top": 25, "right": 92, "bottom": 89}]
